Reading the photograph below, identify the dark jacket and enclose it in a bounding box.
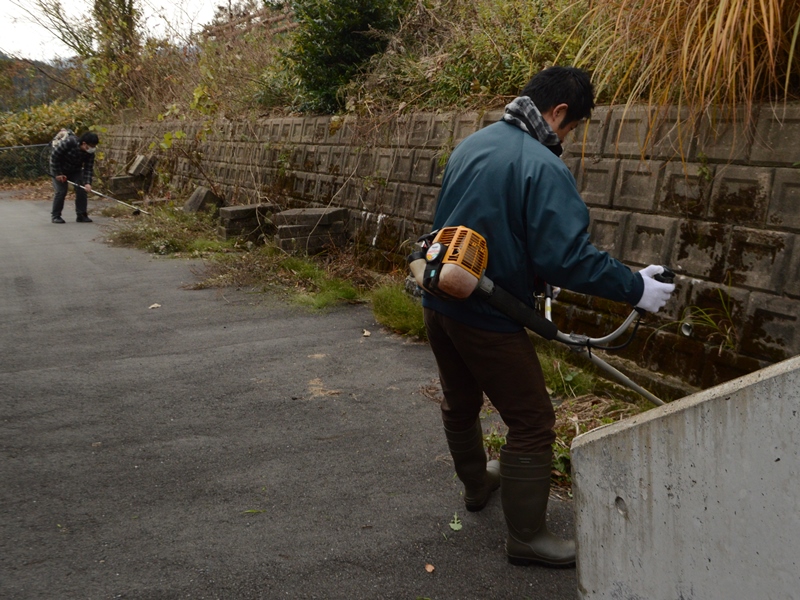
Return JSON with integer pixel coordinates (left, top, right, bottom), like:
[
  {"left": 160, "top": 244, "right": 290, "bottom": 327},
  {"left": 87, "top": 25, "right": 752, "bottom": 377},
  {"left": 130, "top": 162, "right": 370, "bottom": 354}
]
[
  {"left": 50, "top": 134, "right": 95, "bottom": 185},
  {"left": 422, "top": 120, "right": 644, "bottom": 332}
]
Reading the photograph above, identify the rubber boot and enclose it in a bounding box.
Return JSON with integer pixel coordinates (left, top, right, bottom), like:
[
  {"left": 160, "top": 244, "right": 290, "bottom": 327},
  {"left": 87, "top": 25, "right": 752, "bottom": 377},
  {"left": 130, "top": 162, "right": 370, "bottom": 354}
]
[
  {"left": 444, "top": 420, "right": 501, "bottom": 512},
  {"left": 500, "top": 447, "right": 576, "bottom": 567}
]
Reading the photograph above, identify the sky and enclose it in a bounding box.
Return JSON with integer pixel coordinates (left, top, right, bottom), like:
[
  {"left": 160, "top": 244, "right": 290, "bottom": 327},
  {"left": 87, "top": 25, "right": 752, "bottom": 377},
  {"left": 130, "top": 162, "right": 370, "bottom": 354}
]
[{"left": 1, "top": 0, "right": 219, "bottom": 62}]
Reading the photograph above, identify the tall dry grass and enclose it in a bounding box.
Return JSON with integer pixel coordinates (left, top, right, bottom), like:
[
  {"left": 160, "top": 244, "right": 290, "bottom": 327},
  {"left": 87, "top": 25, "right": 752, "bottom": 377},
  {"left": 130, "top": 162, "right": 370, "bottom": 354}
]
[{"left": 567, "top": 0, "right": 800, "bottom": 125}]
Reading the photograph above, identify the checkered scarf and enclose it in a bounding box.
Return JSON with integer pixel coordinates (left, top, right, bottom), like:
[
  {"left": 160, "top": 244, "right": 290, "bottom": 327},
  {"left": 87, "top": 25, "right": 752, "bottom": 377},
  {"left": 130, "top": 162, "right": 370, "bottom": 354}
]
[{"left": 501, "top": 96, "right": 563, "bottom": 156}]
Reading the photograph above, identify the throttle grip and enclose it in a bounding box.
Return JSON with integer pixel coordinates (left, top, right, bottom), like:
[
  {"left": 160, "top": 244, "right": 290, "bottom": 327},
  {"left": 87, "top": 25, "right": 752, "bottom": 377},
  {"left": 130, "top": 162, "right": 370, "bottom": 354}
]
[{"left": 654, "top": 266, "right": 675, "bottom": 284}]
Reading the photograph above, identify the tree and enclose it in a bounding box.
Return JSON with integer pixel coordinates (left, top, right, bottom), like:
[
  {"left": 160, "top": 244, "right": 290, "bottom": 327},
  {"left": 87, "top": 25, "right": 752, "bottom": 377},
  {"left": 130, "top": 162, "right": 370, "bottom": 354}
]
[{"left": 287, "top": 0, "right": 410, "bottom": 112}]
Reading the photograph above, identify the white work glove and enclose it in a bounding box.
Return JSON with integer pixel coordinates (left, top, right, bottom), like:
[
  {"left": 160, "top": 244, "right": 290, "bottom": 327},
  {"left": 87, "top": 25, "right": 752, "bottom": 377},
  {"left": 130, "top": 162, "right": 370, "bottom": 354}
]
[{"left": 635, "top": 265, "right": 675, "bottom": 313}]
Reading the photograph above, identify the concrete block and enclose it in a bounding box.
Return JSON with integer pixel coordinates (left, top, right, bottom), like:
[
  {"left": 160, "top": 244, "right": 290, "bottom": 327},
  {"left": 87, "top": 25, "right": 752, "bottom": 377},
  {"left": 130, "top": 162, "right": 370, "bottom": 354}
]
[
  {"left": 219, "top": 219, "right": 262, "bottom": 236},
  {"left": 291, "top": 172, "right": 310, "bottom": 199},
  {"left": 328, "top": 146, "right": 346, "bottom": 176},
  {"left": 355, "top": 150, "right": 374, "bottom": 178},
  {"left": 671, "top": 220, "right": 730, "bottom": 281},
  {"left": 274, "top": 207, "right": 349, "bottom": 227},
  {"left": 685, "top": 279, "right": 749, "bottom": 344},
  {"left": 659, "top": 161, "right": 714, "bottom": 218},
  {"left": 390, "top": 149, "right": 415, "bottom": 182},
  {"left": 613, "top": 159, "right": 663, "bottom": 211},
  {"left": 650, "top": 106, "right": 697, "bottom": 159},
  {"left": 301, "top": 117, "right": 327, "bottom": 144},
  {"left": 646, "top": 330, "right": 707, "bottom": 387},
  {"left": 392, "top": 184, "right": 419, "bottom": 219},
  {"left": 301, "top": 146, "right": 321, "bottom": 172},
  {"left": 288, "top": 117, "right": 304, "bottom": 143},
  {"left": 390, "top": 115, "right": 412, "bottom": 147},
  {"left": 184, "top": 186, "right": 223, "bottom": 213},
  {"left": 370, "top": 215, "right": 408, "bottom": 253},
  {"left": 359, "top": 180, "right": 389, "bottom": 213},
  {"left": 410, "top": 149, "right": 436, "bottom": 184},
  {"left": 573, "top": 356, "right": 800, "bottom": 600},
  {"left": 290, "top": 147, "right": 305, "bottom": 170},
  {"left": 605, "top": 105, "right": 652, "bottom": 157},
  {"left": 700, "top": 346, "right": 766, "bottom": 387},
  {"left": 374, "top": 148, "right": 396, "bottom": 179},
  {"left": 562, "top": 157, "right": 581, "bottom": 180},
  {"left": 696, "top": 106, "right": 757, "bottom": 163},
  {"left": 726, "top": 227, "right": 793, "bottom": 293},
  {"left": 588, "top": 208, "right": 630, "bottom": 255},
  {"left": 219, "top": 205, "right": 259, "bottom": 223},
  {"left": 786, "top": 235, "right": 800, "bottom": 299},
  {"left": 452, "top": 112, "right": 479, "bottom": 145},
  {"left": 480, "top": 110, "right": 505, "bottom": 129},
  {"left": 317, "top": 175, "right": 338, "bottom": 202},
  {"left": 277, "top": 222, "right": 345, "bottom": 237},
  {"left": 709, "top": 165, "right": 773, "bottom": 226},
  {"left": 408, "top": 114, "right": 433, "bottom": 147},
  {"left": 107, "top": 175, "right": 141, "bottom": 200},
  {"left": 127, "top": 154, "right": 156, "bottom": 177},
  {"left": 431, "top": 151, "right": 446, "bottom": 183},
  {"left": 767, "top": 168, "right": 800, "bottom": 232},
  {"left": 620, "top": 214, "right": 678, "bottom": 266},
  {"left": 578, "top": 159, "right": 619, "bottom": 207},
  {"left": 565, "top": 106, "right": 611, "bottom": 156},
  {"left": 428, "top": 113, "right": 454, "bottom": 148},
  {"left": 741, "top": 292, "right": 799, "bottom": 362},
  {"left": 415, "top": 186, "right": 439, "bottom": 224},
  {"left": 750, "top": 103, "right": 800, "bottom": 165}
]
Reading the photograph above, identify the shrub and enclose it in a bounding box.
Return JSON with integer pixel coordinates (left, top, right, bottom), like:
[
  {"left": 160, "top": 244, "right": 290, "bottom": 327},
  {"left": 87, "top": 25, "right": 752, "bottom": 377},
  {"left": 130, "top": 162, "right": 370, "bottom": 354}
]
[
  {"left": 0, "top": 99, "right": 97, "bottom": 147},
  {"left": 287, "top": 0, "right": 411, "bottom": 111}
]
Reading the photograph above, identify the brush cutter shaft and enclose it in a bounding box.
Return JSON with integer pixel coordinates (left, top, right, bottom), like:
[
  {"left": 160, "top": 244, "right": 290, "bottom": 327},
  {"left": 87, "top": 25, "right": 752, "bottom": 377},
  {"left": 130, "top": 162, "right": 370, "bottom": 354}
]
[{"left": 66, "top": 181, "right": 149, "bottom": 215}]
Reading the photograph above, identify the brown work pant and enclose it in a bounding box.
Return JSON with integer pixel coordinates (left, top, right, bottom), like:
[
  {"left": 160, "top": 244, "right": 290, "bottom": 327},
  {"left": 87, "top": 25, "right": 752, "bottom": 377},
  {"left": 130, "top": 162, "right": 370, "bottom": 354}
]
[{"left": 424, "top": 308, "right": 555, "bottom": 454}]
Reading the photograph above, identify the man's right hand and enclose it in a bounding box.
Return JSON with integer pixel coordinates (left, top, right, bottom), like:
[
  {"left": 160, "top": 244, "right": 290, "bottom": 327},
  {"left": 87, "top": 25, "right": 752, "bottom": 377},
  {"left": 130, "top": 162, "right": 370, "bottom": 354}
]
[
  {"left": 635, "top": 265, "right": 675, "bottom": 313},
  {"left": 56, "top": 175, "right": 67, "bottom": 183}
]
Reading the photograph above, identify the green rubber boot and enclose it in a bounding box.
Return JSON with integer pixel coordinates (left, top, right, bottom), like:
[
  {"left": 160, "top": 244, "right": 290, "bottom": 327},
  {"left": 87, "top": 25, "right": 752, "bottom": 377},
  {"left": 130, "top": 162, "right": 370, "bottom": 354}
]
[
  {"left": 500, "top": 447, "right": 576, "bottom": 568},
  {"left": 444, "top": 420, "right": 501, "bottom": 512}
]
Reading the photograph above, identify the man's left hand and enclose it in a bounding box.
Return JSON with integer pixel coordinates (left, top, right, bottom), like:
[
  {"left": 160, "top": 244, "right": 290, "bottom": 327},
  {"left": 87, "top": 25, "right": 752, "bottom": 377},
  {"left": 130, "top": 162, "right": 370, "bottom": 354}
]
[{"left": 84, "top": 184, "right": 92, "bottom": 193}]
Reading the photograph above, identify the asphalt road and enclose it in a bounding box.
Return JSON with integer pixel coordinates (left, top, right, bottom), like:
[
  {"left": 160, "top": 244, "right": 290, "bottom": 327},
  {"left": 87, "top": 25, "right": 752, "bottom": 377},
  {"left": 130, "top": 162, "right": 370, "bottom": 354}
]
[{"left": 1, "top": 192, "right": 578, "bottom": 600}]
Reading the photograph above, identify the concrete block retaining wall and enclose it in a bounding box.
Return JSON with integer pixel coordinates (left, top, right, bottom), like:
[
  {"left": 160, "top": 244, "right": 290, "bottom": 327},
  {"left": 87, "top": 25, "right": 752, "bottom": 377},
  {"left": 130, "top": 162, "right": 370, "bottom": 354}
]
[
  {"left": 571, "top": 353, "right": 800, "bottom": 599},
  {"left": 99, "top": 104, "right": 800, "bottom": 388}
]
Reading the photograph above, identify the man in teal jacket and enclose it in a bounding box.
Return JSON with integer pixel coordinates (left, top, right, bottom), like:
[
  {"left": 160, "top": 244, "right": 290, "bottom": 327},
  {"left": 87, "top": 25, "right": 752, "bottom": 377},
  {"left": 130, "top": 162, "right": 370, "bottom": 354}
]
[{"left": 423, "top": 67, "right": 674, "bottom": 568}]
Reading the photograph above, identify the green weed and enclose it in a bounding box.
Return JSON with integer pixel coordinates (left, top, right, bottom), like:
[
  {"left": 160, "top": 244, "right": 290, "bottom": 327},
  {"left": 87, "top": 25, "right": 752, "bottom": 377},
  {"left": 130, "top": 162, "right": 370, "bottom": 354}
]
[{"left": 370, "top": 283, "right": 427, "bottom": 340}]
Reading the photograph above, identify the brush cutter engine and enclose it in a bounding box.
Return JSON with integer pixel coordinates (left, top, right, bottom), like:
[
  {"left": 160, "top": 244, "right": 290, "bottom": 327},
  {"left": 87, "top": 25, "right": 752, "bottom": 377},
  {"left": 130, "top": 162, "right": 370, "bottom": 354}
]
[
  {"left": 407, "top": 226, "right": 488, "bottom": 300},
  {"left": 407, "top": 226, "right": 558, "bottom": 340}
]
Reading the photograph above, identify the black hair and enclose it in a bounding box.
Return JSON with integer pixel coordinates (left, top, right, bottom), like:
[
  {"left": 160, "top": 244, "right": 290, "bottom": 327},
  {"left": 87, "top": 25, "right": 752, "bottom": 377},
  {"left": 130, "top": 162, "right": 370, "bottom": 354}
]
[
  {"left": 520, "top": 66, "right": 595, "bottom": 125},
  {"left": 79, "top": 132, "right": 99, "bottom": 146}
]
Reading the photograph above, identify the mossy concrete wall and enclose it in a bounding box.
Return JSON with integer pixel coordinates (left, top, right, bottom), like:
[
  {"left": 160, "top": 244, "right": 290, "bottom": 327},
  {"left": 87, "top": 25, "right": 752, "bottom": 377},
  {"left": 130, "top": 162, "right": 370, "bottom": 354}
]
[{"left": 99, "top": 104, "right": 800, "bottom": 389}]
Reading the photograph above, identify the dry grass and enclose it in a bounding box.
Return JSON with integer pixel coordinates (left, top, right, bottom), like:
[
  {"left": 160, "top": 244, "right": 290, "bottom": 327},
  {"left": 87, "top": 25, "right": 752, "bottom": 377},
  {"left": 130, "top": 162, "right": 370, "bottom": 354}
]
[{"left": 568, "top": 0, "right": 800, "bottom": 132}]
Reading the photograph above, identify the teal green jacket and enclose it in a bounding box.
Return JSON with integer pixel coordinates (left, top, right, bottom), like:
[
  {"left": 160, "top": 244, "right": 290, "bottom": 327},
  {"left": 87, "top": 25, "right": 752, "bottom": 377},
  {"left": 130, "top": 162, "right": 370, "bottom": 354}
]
[{"left": 422, "top": 121, "right": 644, "bottom": 332}]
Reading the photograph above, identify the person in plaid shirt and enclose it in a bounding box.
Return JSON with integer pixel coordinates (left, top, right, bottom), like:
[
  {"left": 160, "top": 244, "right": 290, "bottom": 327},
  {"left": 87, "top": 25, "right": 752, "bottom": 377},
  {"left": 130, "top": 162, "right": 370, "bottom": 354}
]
[{"left": 49, "top": 131, "right": 99, "bottom": 223}]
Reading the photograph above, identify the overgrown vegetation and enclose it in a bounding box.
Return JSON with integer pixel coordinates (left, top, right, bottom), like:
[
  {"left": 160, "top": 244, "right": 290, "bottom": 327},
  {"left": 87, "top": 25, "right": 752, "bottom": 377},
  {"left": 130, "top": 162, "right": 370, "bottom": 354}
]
[
  {"left": 106, "top": 203, "right": 365, "bottom": 309},
  {"left": 8, "top": 0, "right": 796, "bottom": 131},
  {"left": 568, "top": 0, "right": 800, "bottom": 133},
  {"left": 0, "top": 98, "right": 96, "bottom": 146}
]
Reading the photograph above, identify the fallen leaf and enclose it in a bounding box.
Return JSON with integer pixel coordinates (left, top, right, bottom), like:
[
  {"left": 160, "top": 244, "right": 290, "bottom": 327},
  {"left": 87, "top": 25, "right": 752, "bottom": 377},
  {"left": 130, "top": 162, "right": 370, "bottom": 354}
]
[
  {"left": 425, "top": 564, "right": 435, "bottom": 573},
  {"left": 149, "top": 303, "right": 161, "bottom": 309},
  {"left": 362, "top": 329, "right": 371, "bottom": 337}
]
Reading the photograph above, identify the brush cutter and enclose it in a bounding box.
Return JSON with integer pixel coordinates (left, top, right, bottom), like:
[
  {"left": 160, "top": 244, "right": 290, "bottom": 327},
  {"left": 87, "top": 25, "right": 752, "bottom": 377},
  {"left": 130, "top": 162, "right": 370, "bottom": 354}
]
[
  {"left": 408, "top": 226, "right": 675, "bottom": 406},
  {"left": 66, "top": 180, "right": 149, "bottom": 215}
]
